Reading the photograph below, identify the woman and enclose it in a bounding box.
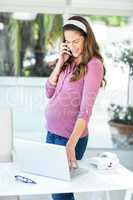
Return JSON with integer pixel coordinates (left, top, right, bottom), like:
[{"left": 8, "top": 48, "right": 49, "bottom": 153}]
[{"left": 45, "top": 15, "right": 106, "bottom": 200}]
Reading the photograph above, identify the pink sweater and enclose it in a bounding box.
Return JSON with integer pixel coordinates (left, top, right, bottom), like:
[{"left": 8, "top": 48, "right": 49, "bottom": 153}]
[{"left": 45, "top": 57, "right": 104, "bottom": 138}]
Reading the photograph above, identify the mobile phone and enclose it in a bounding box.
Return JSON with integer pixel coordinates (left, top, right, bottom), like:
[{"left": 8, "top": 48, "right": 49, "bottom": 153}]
[
  {"left": 64, "top": 41, "right": 71, "bottom": 53},
  {"left": 66, "top": 45, "right": 73, "bottom": 56}
]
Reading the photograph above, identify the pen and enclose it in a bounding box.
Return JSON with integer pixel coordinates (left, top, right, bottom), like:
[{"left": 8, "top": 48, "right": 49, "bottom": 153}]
[{"left": 15, "top": 175, "right": 37, "bottom": 184}]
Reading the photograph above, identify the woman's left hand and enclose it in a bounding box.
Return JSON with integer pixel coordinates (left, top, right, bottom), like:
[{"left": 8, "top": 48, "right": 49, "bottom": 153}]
[{"left": 66, "top": 142, "right": 78, "bottom": 169}]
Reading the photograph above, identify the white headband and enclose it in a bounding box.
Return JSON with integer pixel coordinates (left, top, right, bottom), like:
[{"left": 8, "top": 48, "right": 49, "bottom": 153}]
[{"left": 63, "top": 19, "right": 87, "bottom": 33}]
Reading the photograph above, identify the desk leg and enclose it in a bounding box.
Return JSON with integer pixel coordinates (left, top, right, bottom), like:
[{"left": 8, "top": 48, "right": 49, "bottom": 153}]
[
  {"left": 17, "top": 196, "right": 21, "bottom": 200},
  {"left": 124, "top": 190, "right": 133, "bottom": 200},
  {"left": 104, "top": 191, "right": 111, "bottom": 200}
]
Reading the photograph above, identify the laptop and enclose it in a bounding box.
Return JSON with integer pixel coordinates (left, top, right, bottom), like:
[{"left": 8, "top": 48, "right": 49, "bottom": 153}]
[{"left": 14, "top": 139, "right": 88, "bottom": 181}]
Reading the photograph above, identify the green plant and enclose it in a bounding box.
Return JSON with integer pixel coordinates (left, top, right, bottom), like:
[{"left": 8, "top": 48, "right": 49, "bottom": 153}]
[
  {"left": 107, "top": 40, "right": 133, "bottom": 125},
  {"left": 108, "top": 104, "right": 133, "bottom": 125},
  {"left": 109, "top": 40, "right": 133, "bottom": 105}
]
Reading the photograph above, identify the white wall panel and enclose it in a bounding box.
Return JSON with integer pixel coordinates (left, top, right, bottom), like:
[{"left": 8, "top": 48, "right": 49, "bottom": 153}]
[
  {"left": 0, "top": 0, "right": 133, "bottom": 16},
  {"left": 70, "top": 0, "right": 133, "bottom": 16},
  {"left": 0, "top": 0, "right": 66, "bottom": 14}
]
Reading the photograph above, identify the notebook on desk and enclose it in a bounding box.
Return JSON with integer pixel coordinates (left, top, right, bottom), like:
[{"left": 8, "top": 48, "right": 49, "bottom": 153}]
[{"left": 14, "top": 139, "right": 88, "bottom": 181}]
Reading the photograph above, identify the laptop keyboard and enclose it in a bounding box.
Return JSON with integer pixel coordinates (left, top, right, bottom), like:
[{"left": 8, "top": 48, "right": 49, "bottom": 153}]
[{"left": 70, "top": 167, "right": 88, "bottom": 178}]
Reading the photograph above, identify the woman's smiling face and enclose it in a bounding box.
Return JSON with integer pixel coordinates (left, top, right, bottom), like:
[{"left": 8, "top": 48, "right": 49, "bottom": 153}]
[{"left": 64, "top": 30, "right": 85, "bottom": 58}]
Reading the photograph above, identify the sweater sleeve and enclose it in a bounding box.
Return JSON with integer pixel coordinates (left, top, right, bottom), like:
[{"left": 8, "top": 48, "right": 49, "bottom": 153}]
[
  {"left": 45, "top": 79, "right": 56, "bottom": 98},
  {"left": 77, "top": 59, "right": 104, "bottom": 123}
]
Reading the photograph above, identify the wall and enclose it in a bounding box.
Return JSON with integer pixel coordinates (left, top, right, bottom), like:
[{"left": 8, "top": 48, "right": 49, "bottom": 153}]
[
  {"left": 0, "top": 0, "right": 133, "bottom": 16},
  {"left": 0, "top": 77, "right": 47, "bottom": 134},
  {"left": 129, "top": 77, "right": 133, "bottom": 105}
]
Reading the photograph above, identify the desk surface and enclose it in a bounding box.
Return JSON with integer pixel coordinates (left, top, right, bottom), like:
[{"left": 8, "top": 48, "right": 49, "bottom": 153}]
[{"left": 0, "top": 162, "right": 133, "bottom": 196}]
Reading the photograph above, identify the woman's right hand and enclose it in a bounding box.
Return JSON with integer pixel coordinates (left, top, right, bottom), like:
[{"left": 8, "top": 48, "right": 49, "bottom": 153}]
[
  {"left": 58, "top": 42, "right": 72, "bottom": 67},
  {"left": 48, "top": 43, "right": 72, "bottom": 86}
]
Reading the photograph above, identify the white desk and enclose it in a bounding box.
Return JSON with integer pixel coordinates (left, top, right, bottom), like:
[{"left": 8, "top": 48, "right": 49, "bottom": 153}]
[{"left": 0, "top": 162, "right": 133, "bottom": 199}]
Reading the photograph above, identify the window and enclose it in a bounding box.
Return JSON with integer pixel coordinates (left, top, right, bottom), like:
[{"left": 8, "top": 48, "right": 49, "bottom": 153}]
[{"left": 0, "top": 13, "right": 62, "bottom": 77}]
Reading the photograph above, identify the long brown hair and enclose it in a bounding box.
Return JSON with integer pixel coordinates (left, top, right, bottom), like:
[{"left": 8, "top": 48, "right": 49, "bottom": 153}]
[{"left": 62, "top": 15, "right": 106, "bottom": 87}]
